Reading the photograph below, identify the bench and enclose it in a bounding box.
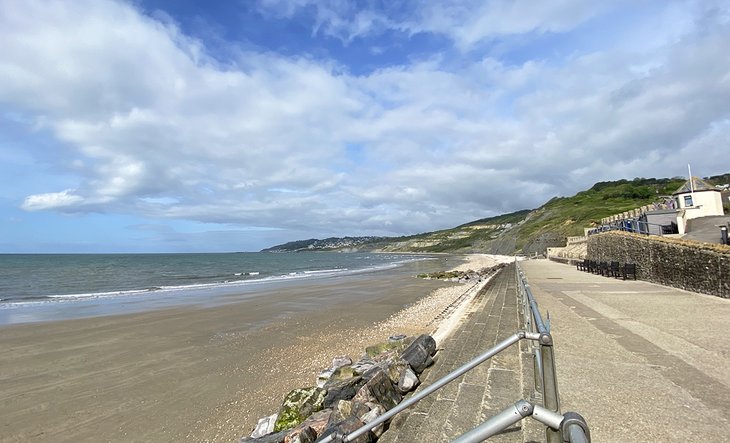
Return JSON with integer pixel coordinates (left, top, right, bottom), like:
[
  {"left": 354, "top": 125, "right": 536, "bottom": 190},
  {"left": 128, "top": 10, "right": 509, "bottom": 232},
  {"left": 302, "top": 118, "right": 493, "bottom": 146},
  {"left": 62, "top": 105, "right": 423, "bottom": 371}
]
[
  {"left": 622, "top": 263, "right": 637, "bottom": 280},
  {"left": 598, "top": 261, "right": 610, "bottom": 276},
  {"left": 588, "top": 260, "right": 598, "bottom": 274},
  {"left": 577, "top": 259, "right": 589, "bottom": 271},
  {"left": 608, "top": 261, "right": 621, "bottom": 278}
]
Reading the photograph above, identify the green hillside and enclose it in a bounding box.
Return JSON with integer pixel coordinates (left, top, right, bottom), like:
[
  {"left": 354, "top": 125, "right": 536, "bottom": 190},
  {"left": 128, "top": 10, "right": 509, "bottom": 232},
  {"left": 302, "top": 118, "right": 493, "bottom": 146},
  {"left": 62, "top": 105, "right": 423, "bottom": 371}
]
[
  {"left": 263, "top": 175, "right": 726, "bottom": 254},
  {"left": 512, "top": 177, "right": 686, "bottom": 249}
]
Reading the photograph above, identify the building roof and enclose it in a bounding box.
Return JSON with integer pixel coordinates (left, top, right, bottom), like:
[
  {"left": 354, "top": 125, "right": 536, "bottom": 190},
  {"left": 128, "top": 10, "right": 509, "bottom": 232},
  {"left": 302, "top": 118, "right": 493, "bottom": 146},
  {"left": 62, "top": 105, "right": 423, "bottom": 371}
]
[{"left": 673, "top": 176, "right": 718, "bottom": 195}]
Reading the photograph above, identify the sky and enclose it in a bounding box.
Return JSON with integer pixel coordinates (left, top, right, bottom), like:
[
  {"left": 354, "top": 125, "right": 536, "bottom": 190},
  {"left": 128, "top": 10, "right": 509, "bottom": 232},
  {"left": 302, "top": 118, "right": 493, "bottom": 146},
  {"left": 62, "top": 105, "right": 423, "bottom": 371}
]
[{"left": 1, "top": 0, "right": 729, "bottom": 253}]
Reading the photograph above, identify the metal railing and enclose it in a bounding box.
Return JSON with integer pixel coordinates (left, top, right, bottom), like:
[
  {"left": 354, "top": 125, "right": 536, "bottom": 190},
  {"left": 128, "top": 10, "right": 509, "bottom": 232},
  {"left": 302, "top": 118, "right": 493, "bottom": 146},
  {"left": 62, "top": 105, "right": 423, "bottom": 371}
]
[
  {"left": 515, "top": 263, "right": 590, "bottom": 443},
  {"left": 318, "top": 262, "right": 590, "bottom": 442},
  {"left": 587, "top": 219, "right": 677, "bottom": 236}
]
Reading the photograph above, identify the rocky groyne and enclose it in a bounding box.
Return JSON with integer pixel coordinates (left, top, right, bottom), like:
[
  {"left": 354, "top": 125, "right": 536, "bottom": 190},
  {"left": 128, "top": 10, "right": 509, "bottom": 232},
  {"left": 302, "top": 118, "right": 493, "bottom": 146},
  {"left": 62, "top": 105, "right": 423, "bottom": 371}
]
[{"left": 241, "top": 334, "right": 438, "bottom": 443}]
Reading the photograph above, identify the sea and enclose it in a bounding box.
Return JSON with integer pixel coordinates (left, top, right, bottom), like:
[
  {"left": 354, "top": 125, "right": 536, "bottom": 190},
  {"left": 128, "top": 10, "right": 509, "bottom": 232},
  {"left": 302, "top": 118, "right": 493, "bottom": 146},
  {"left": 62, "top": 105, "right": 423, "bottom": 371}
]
[{"left": 0, "top": 252, "right": 440, "bottom": 325}]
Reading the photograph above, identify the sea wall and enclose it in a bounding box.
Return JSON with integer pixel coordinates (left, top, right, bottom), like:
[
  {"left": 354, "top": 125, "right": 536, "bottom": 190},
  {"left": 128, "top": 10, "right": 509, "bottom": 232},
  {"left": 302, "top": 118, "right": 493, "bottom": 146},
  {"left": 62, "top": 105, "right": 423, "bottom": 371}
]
[
  {"left": 587, "top": 231, "right": 730, "bottom": 298},
  {"left": 547, "top": 236, "right": 587, "bottom": 265}
]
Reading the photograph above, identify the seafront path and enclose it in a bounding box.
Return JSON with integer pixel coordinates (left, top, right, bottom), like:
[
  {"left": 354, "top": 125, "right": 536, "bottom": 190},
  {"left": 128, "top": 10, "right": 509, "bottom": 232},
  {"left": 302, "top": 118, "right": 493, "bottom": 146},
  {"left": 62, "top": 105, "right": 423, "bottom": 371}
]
[{"left": 380, "top": 259, "right": 730, "bottom": 442}]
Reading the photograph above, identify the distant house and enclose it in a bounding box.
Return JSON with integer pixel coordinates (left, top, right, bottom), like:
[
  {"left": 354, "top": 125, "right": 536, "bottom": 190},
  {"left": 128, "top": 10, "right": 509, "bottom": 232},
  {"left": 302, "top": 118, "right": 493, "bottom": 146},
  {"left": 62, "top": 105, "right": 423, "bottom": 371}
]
[{"left": 673, "top": 176, "right": 725, "bottom": 234}]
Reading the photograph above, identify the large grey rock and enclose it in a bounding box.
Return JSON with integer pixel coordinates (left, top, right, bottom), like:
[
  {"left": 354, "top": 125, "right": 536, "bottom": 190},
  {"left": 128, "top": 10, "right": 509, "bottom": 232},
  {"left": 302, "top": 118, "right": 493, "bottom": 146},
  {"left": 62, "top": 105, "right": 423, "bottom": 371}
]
[
  {"left": 361, "top": 363, "right": 387, "bottom": 382},
  {"left": 360, "top": 403, "right": 386, "bottom": 437},
  {"left": 372, "top": 349, "right": 399, "bottom": 363},
  {"left": 273, "top": 387, "right": 327, "bottom": 432},
  {"left": 351, "top": 356, "right": 376, "bottom": 375},
  {"left": 358, "top": 370, "right": 402, "bottom": 411},
  {"left": 250, "top": 413, "right": 278, "bottom": 438},
  {"left": 399, "top": 334, "right": 436, "bottom": 374},
  {"left": 362, "top": 361, "right": 386, "bottom": 382},
  {"left": 352, "top": 383, "right": 377, "bottom": 405},
  {"left": 240, "top": 430, "right": 288, "bottom": 443},
  {"left": 328, "top": 400, "right": 353, "bottom": 425},
  {"left": 318, "top": 357, "right": 355, "bottom": 388},
  {"left": 284, "top": 426, "right": 317, "bottom": 443},
  {"left": 331, "top": 356, "right": 353, "bottom": 369},
  {"left": 364, "top": 335, "right": 411, "bottom": 360},
  {"left": 324, "top": 366, "right": 357, "bottom": 387},
  {"left": 316, "top": 368, "right": 335, "bottom": 388},
  {"left": 320, "top": 416, "right": 373, "bottom": 443},
  {"left": 326, "top": 399, "right": 373, "bottom": 427},
  {"left": 384, "top": 359, "right": 410, "bottom": 386},
  {"left": 300, "top": 409, "right": 332, "bottom": 436},
  {"left": 323, "top": 375, "right": 364, "bottom": 408},
  {"left": 402, "top": 345, "right": 433, "bottom": 373},
  {"left": 285, "top": 409, "right": 331, "bottom": 443},
  {"left": 414, "top": 334, "right": 437, "bottom": 355},
  {"left": 397, "top": 367, "right": 420, "bottom": 393},
  {"left": 350, "top": 401, "right": 372, "bottom": 421}
]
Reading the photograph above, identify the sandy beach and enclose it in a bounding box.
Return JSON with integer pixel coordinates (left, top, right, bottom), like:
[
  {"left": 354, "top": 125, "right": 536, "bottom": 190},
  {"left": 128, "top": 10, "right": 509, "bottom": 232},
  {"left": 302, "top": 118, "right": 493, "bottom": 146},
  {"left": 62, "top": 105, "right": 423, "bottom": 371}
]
[{"left": 0, "top": 254, "right": 509, "bottom": 442}]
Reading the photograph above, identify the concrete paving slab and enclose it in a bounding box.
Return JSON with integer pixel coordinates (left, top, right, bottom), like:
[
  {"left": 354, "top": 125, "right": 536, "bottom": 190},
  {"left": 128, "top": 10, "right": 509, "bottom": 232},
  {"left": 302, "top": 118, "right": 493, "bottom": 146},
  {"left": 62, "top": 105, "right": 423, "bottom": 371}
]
[{"left": 446, "top": 382, "right": 487, "bottom": 436}]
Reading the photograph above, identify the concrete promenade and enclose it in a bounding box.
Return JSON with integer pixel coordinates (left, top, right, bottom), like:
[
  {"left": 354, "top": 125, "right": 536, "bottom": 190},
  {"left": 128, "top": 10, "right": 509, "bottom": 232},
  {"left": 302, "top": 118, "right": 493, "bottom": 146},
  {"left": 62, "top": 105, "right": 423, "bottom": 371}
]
[
  {"left": 521, "top": 259, "right": 730, "bottom": 442},
  {"left": 381, "top": 259, "right": 730, "bottom": 442}
]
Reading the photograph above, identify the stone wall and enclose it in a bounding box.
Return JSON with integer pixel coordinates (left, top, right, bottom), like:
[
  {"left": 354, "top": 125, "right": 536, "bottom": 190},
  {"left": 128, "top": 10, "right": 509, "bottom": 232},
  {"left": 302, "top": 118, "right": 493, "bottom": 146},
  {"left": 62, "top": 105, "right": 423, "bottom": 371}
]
[
  {"left": 547, "top": 235, "right": 587, "bottom": 265},
  {"left": 587, "top": 231, "right": 730, "bottom": 298}
]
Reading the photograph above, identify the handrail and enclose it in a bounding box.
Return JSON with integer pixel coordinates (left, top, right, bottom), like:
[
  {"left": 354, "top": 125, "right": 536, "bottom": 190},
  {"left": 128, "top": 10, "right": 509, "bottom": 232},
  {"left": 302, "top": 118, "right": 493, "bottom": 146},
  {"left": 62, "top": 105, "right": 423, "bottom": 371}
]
[
  {"left": 451, "top": 400, "right": 590, "bottom": 443},
  {"left": 517, "top": 262, "right": 561, "bottom": 442},
  {"left": 522, "top": 273, "right": 550, "bottom": 336},
  {"left": 317, "top": 263, "right": 590, "bottom": 443}
]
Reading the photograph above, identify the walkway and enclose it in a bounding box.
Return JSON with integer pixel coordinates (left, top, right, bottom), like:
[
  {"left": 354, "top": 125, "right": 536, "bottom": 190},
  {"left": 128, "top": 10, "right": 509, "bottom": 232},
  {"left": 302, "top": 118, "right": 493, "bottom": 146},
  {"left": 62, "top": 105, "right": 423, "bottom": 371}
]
[
  {"left": 520, "top": 259, "right": 730, "bottom": 442},
  {"left": 683, "top": 215, "right": 730, "bottom": 244},
  {"left": 379, "top": 259, "right": 730, "bottom": 442}
]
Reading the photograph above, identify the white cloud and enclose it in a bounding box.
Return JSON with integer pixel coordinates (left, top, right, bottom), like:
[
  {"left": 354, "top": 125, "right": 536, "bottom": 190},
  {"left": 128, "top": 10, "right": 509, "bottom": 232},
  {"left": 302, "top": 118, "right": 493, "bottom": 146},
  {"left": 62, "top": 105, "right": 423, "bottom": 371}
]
[
  {"left": 256, "top": 0, "right": 611, "bottom": 50},
  {"left": 2, "top": 0, "right": 730, "bottom": 242},
  {"left": 403, "top": 0, "right": 610, "bottom": 50},
  {"left": 22, "top": 189, "right": 84, "bottom": 211},
  {"left": 256, "top": 0, "right": 394, "bottom": 43}
]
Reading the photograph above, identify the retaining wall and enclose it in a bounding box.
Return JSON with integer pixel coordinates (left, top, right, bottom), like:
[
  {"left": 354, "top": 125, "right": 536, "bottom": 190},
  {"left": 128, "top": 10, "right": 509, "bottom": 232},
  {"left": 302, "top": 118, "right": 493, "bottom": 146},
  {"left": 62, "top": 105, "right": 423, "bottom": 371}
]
[{"left": 587, "top": 231, "right": 730, "bottom": 298}]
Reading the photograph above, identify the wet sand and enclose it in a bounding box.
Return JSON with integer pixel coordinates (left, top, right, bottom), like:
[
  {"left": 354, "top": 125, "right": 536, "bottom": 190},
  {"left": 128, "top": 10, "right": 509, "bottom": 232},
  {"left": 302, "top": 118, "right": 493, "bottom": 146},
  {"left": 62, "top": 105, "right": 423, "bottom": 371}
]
[{"left": 0, "top": 255, "right": 507, "bottom": 442}]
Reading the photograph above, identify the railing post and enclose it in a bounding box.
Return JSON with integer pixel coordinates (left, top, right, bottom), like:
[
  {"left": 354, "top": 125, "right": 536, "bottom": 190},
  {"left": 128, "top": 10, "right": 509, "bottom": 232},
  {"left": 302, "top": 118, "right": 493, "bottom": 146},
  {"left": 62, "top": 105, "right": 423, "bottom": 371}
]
[
  {"left": 540, "top": 338, "right": 561, "bottom": 443},
  {"left": 561, "top": 412, "right": 591, "bottom": 443}
]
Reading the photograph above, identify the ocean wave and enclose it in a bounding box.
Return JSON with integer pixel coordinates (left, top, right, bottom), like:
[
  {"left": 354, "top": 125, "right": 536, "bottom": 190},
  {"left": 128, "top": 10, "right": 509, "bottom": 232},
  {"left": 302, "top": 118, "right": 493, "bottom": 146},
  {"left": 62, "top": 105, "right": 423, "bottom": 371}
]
[
  {"left": 0, "top": 260, "right": 417, "bottom": 308},
  {"left": 303, "top": 268, "right": 348, "bottom": 274}
]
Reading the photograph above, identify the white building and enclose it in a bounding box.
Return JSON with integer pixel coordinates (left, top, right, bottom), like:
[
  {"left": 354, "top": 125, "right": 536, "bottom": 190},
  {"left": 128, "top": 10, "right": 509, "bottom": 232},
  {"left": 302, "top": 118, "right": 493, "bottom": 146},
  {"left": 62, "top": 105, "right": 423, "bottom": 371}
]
[{"left": 673, "top": 176, "right": 725, "bottom": 234}]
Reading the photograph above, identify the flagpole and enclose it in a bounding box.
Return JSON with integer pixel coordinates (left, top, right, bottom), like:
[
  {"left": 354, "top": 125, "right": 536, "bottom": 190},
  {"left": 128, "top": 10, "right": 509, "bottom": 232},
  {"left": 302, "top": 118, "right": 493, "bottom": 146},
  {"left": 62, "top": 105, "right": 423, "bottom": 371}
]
[{"left": 688, "top": 163, "right": 695, "bottom": 206}]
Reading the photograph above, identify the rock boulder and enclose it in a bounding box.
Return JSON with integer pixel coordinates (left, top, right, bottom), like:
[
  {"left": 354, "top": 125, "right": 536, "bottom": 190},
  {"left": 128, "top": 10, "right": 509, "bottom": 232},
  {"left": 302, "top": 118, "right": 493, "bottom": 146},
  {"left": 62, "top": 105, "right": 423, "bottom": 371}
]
[{"left": 273, "top": 387, "right": 327, "bottom": 432}]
